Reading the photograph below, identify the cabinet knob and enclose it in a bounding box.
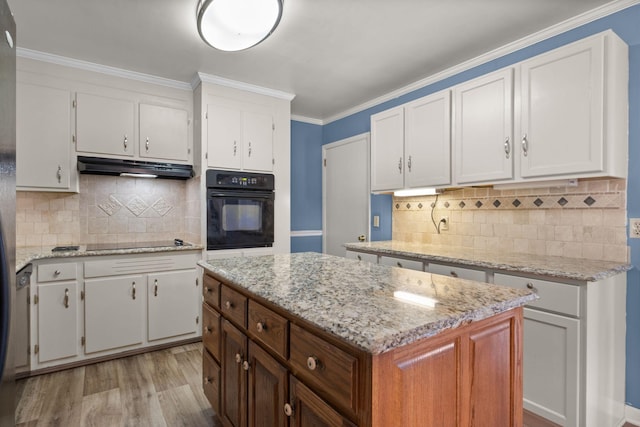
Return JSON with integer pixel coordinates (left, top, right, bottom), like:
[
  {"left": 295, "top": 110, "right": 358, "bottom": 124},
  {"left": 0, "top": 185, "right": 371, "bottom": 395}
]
[
  {"left": 54, "top": 270, "right": 61, "bottom": 276},
  {"left": 235, "top": 353, "right": 242, "bottom": 364},
  {"left": 256, "top": 322, "right": 265, "bottom": 333},
  {"left": 398, "top": 157, "right": 402, "bottom": 173},
  {"left": 56, "top": 165, "right": 62, "bottom": 183},
  {"left": 504, "top": 137, "right": 511, "bottom": 159},
  {"left": 306, "top": 356, "right": 319, "bottom": 371},
  {"left": 526, "top": 282, "right": 536, "bottom": 291},
  {"left": 450, "top": 271, "right": 458, "bottom": 278},
  {"left": 204, "top": 326, "right": 211, "bottom": 334},
  {"left": 407, "top": 155, "right": 412, "bottom": 172},
  {"left": 64, "top": 288, "right": 69, "bottom": 309},
  {"left": 521, "top": 134, "right": 529, "bottom": 157},
  {"left": 154, "top": 279, "right": 158, "bottom": 297},
  {"left": 145, "top": 137, "right": 150, "bottom": 152},
  {"left": 204, "top": 286, "right": 211, "bottom": 294},
  {"left": 132, "top": 282, "right": 136, "bottom": 300},
  {"left": 123, "top": 134, "right": 128, "bottom": 151},
  {"left": 225, "top": 301, "right": 233, "bottom": 310},
  {"left": 204, "top": 376, "right": 211, "bottom": 384},
  {"left": 283, "top": 403, "right": 294, "bottom": 417},
  {"left": 242, "top": 361, "right": 250, "bottom": 371}
]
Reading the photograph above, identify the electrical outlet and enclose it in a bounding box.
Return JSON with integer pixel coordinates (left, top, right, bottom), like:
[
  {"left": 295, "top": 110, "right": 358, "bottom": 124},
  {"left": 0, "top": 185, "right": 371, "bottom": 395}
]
[
  {"left": 630, "top": 219, "right": 640, "bottom": 238},
  {"left": 440, "top": 216, "right": 449, "bottom": 231}
]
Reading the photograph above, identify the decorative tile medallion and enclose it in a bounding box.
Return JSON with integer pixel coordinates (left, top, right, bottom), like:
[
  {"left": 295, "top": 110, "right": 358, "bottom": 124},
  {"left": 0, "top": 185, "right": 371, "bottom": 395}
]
[
  {"left": 151, "top": 198, "right": 173, "bottom": 216},
  {"left": 493, "top": 200, "right": 501, "bottom": 208},
  {"left": 533, "top": 198, "right": 544, "bottom": 207},
  {"left": 584, "top": 196, "right": 596, "bottom": 206},
  {"left": 126, "top": 196, "right": 149, "bottom": 216},
  {"left": 475, "top": 201, "right": 483, "bottom": 208},
  {"left": 98, "top": 195, "right": 123, "bottom": 216},
  {"left": 512, "top": 199, "right": 521, "bottom": 207},
  {"left": 557, "top": 197, "right": 569, "bottom": 206}
]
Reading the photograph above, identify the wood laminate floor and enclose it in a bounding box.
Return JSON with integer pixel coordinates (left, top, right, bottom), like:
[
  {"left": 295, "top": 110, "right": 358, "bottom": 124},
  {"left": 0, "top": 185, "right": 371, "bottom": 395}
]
[
  {"left": 15, "top": 342, "right": 221, "bottom": 427},
  {"left": 15, "top": 342, "right": 639, "bottom": 427}
]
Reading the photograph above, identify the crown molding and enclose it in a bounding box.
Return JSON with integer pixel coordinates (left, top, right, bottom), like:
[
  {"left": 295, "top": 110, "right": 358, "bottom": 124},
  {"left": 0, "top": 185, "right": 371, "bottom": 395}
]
[
  {"left": 291, "top": 115, "right": 324, "bottom": 125},
  {"left": 16, "top": 48, "right": 193, "bottom": 91},
  {"left": 193, "top": 72, "right": 296, "bottom": 101},
  {"left": 323, "top": 0, "right": 640, "bottom": 124}
]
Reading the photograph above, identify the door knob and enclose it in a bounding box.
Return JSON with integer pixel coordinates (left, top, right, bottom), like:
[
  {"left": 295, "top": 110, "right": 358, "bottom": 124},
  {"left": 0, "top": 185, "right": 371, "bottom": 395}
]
[{"left": 358, "top": 235, "right": 366, "bottom": 242}]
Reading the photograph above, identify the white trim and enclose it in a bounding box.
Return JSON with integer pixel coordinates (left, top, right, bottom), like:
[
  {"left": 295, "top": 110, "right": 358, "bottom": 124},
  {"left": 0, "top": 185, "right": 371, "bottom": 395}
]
[
  {"left": 626, "top": 404, "right": 640, "bottom": 425},
  {"left": 290, "top": 230, "right": 323, "bottom": 237},
  {"left": 291, "top": 115, "right": 324, "bottom": 125},
  {"left": 193, "top": 72, "right": 296, "bottom": 101},
  {"left": 323, "top": 0, "right": 640, "bottom": 124},
  {"left": 16, "top": 48, "right": 193, "bottom": 91}
]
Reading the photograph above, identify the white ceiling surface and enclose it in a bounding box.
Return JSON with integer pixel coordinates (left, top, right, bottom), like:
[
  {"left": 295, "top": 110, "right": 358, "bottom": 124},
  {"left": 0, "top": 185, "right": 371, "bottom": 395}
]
[{"left": 7, "top": 0, "right": 628, "bottom": 121}]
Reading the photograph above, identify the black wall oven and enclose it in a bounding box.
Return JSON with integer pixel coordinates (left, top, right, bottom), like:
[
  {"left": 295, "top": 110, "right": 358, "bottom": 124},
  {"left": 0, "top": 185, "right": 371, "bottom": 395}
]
[{"left": 206, "top": 169, "right": 275, "bottom": 250}]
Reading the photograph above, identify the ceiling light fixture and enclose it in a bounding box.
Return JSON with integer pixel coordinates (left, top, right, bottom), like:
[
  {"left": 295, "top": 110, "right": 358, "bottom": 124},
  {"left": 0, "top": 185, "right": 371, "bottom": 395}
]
[{"left": 196, "top": 0, "right": 283, "bottom": 52}]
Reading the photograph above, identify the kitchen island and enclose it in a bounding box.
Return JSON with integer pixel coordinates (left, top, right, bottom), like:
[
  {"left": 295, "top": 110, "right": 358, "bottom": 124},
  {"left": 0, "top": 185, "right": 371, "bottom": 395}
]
[{"left": 199, "top": 252, "right": 536, "bottom": 427}]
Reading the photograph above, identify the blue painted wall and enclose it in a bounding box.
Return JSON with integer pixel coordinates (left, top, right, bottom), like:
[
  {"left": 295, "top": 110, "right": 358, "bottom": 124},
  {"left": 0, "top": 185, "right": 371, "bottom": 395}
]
[{"left": 290, "top": 4, "right": 640, "bottom": 406}]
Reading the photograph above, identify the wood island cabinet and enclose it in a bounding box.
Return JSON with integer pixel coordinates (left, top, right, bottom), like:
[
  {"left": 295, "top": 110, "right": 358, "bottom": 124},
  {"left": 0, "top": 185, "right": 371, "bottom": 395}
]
[{"left": 202, "top": 271, "right": 524, "bottom": 427}]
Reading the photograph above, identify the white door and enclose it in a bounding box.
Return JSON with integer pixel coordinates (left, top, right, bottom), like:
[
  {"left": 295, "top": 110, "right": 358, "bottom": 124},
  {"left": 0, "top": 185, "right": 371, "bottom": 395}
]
[{"left": 323, "top": 133, "right": 370, "bottom": 257}]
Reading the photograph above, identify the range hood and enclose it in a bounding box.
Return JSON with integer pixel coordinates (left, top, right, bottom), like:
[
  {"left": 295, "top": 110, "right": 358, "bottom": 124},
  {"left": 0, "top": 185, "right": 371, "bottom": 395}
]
[{"left": 77, "top": 156, "right": 194, "bottom": 180}]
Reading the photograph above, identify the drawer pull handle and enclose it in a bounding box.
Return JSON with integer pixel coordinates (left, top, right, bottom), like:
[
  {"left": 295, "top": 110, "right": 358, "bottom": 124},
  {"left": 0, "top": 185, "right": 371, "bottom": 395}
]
[
  {"left": 242, "top": 361, "right": 250, "bottom": 371},
  {"left": 256, "top": 322, "right": 265, "bottom": 333},
  {"left": 64, "top": 288, "right": 69, "bottom": 308},
  {"left": 132, "top": 282, "right": 136, "bottom": 300},
  {"left": 306, "top": 356, "right": 319, "bottom": 371},
  {"left": 204, "top": 326, "right": 211, "bottom": 334},
  {"left": 450, "top": 271, "right": 458, "bottom": 278},
  {"left": 357, "top": 255, "right": 362, "bottom": 261},
  {"left": 397, "top": 261, "right": 403, "bottom": 268},
  {"left": 204, "top": 376, "right": 211, "bottom": 384},
  {"left": 154, "top": 279, "right": 158, "bottom": 297},
  {"left": 526, "top": 283, "right": 536, "bottom": 291},
  {"left": 54, "top": 270, "right": 61, "bottom": 276},
  {"left": 204, "top": 286, "right": 211, "bottom": 293},
  {"left": 225, "top": 301, "right": 233, "bottom": 309},
  {"left": 235, "top": 353, "right": 242, "bottom": 364},
  {"left": 283, "top": 403, "right": 294, "bottom": 417}
]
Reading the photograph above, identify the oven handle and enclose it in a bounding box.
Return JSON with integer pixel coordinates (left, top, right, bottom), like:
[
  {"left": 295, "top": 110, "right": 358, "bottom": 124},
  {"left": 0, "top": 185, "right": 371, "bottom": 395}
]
[{"left": 207, "top": 190, "right": 274, "bottom": 199}]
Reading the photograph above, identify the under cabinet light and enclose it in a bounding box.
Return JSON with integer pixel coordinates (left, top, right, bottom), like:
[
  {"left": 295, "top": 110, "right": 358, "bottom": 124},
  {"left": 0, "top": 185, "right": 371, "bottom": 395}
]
[
  {"left": 120, "top": 173, "right": 158, "bottom": 179},
  {"left": 393, "top": 188, "right": 441, "bottom": 197}
]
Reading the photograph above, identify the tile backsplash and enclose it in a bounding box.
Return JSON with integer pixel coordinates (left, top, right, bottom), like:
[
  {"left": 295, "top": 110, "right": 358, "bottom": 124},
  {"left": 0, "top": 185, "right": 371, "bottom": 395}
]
[
  {"left": 16, "top": 175, "right": 201, "bottom": 247},
  {"left": 392, "top": 178, "right": 628, "bottom": 263}
]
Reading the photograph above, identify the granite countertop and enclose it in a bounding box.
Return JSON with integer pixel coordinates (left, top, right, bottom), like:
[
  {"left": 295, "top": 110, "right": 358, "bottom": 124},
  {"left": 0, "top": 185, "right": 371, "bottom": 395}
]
[
  {"left": 17, "top": 242, "right": 204, "bottom": 272},
  {"left": 199, "top": 252, "right": 536, "bottom": 355},
  {"left": 344, "top": 241, "right": 632, "bottom": 282}
]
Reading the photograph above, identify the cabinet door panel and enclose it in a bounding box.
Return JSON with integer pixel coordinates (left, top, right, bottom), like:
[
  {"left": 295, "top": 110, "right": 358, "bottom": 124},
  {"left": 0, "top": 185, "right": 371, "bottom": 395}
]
[
  {"left": 147, "top": 270, "right": 198, "bottom": 341},
  {"left": 522, "top": 308, "right": 579, "bottom": 427},
  {"left": 248, "top": 341, "right": 287, "bottom": 427},
  {"left": 203, "top": 303, "right": 221, "bottom": 361},
  {"left": 290, "top": 376, "right": 355, "bottom": 427},
  {"left": 405, "top": 90, "right": 451, "bottom": 188},
  {"left": 203, "top": 349, "right": 221, "bottom": 415},
  {"left": 139, "top": 103, "right": 189, "bottom": 162},
  {"left": 37, "top": 282, "right": 79, "bottom": 363},
  {"left": 520, "top": 37, "right": 603, "bottom": 178},
  {"left": 76, "top": 92, "right": 135, "bottom": 157},
  {"left": 17, "top": 82, "right": 74, "bottom": 190},
  {"left": 207, "top": 104, "right": 242, "bottom": 170},
  {"left": 243, "top": 111, "right": 273, "bottom": 172},
  {"left": 454, "top": 68, "right": 513, "bottom": 184},
  {"left": 371, "top": 106, "right": 404, "bottom": 191},
  {"left": 84, "top": 275, "right": 144, "bottom": 353},
  {"left": 221, "top": 319, "right": 248, "bottom": 427}
]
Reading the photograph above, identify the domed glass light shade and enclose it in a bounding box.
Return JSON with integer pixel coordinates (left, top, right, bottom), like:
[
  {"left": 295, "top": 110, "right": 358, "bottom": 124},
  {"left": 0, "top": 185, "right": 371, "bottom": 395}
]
[{"left": 197, "top": 0, "right": 283, "bottom": 52}]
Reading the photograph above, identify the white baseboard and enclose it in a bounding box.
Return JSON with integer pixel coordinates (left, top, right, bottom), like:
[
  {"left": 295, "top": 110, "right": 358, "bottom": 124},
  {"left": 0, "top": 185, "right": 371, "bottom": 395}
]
[{"left": 626, "top": 404, "right": 640, "bottom": 425}]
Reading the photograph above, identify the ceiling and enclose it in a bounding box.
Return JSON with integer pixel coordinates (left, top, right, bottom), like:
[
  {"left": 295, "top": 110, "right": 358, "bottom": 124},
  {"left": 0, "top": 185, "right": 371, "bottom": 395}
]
[{"left": 7, "top": 0, "right": 627, "bottom": 122}]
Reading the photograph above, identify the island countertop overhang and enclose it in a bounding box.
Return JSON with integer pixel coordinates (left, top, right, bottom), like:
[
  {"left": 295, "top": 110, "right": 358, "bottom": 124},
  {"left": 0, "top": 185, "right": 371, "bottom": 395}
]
[{"left": 198, "top": 252, "right": 536, "bottom": 355}]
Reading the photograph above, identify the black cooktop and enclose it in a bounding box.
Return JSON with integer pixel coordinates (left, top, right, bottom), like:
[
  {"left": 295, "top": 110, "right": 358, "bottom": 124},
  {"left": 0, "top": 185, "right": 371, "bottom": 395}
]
[{"left": 84, "top": 239, "right": 188, "bottom": 252}]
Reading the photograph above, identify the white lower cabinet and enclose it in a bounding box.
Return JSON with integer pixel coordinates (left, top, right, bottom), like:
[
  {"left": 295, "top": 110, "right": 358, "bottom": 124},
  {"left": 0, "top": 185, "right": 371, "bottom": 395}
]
[
  {"left": 29, "top": 251, "right": 201, "bottom": 372},
  {"left": 36, "top": 281, "right": 79, "bottom": 363},
  {"left": 148, "top": 270, "right": 198, "bottom": 341},
  {"left": 84, "top": 275, "right": 144, "bottom": 354}
]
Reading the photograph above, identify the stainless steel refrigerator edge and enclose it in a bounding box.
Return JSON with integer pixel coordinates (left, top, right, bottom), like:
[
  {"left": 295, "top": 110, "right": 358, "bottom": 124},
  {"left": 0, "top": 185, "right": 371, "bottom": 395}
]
[{"left": 0, "top": 0, "right": 16, "bottom": 425}]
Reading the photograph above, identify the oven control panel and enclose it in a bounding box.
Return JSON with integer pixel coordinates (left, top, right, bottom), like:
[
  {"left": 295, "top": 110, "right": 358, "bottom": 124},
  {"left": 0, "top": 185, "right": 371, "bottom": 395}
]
[{"left": 206, "top": 169, "right": 275, "bottom": 191}]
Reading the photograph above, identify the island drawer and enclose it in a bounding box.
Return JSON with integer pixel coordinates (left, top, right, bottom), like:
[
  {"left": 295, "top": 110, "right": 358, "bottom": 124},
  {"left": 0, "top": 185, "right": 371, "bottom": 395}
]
[
  {"left": 248, "top": 300, "right": 288, "bottom": 359},
  {"left": 203, "top": 274, "right": 220, "bottom": 308},
  {"left": 220, "top": 285, "right": 247, "bottom": 328},
  {"left": 37, "top": 262, "right": 77, "bottom": 282},
  {"left": 289, "top": 323, "right": 358, "bottom": 416},
  {"left": 494, "top": 273, "right": 580, "bottom": 317},
  {"left": 203, "top": 349, "right": 221, "bottom": 414},
  {"left": 379, "top": 256, "right": 424, "bottom": 271},
  {"left": 202, "top": 303, "right": 221, "bottom": 361},
  {"left": 428, "top": 262, "right": 487, "bottom": 282}
]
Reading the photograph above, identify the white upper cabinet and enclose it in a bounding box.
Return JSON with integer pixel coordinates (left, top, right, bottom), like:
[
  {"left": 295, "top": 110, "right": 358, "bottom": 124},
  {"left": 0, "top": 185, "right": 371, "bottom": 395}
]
[
  {"left": 139, "top": 103, "right": 189, "bottom": 162},
  {"left": 76, "top": 92, "right": 136, "bottom": 157},
  {"left": 371, "top": 90, "right": 452, "bottom": 192},
  {"left": 207, "top": 100, "right": 274, "bottom": 172},
  {"left": 404, "top": 91, "right": 451, "bottom": 188},
  {"left": 519, "top": 31, "right": 627, "bottom": 180},
  {"left": 453, "top": 68, "right": 514, "bottom": 185},
  {"left": 16, "top": 81, "right": 78, "bottom": 192},
  {"left": 371, "top": 106, "right": 404, "bottom": 191}
]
